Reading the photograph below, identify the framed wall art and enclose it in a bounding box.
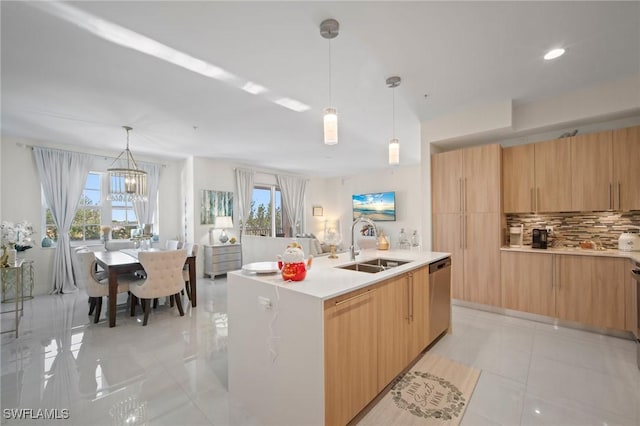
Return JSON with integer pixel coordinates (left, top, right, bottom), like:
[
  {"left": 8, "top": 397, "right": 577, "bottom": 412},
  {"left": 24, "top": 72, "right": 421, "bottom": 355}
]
[{"left": 201, "top": 190, "right": 234, "bottom": 225}]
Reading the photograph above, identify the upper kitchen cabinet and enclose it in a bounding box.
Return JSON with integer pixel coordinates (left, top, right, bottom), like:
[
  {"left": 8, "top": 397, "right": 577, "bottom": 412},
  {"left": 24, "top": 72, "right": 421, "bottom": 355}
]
[
  {"left": 431, "top": 149, "right": 462, "bottom": 214},
  {"left": 502, "top": 143, "right": 535, "bottom": 213},
  {"left": 503, "top": 138, "right": 572, "bottom": 213},
  {"left": 432, "top": 144, "right": 500, "bottom": 214},
  {"left": 612, "top": 125, "right": 640, "bottom": 211},
  {"left": 570, "top": 130, "right": 613, "bottom": 211},
  {"left": 464, "top": 144, "right": 501, "bottom": 213}
]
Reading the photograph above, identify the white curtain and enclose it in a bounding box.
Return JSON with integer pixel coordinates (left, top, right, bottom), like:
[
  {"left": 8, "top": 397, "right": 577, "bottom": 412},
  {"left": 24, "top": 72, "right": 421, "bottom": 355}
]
[
  {"left": 235, "top": 168, "right": 255, "bottom": 241},
  {"left": 133, "top": 162, "right": 161, "bottom": 230},
  {"left": 276, "top": 174, "right": 307, "bottom": 237},
  {"left": 34, "top": 147, "right": 93, "bottom": 294}
]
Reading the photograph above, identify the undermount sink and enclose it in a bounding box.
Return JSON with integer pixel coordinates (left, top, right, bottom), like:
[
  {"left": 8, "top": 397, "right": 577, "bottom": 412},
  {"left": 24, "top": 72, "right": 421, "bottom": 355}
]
[
  {"left": 359, "top": 258, "right": 411, "bottom": 268},
  {"left": 337, "top": 258, "right": 412, "bottom": 274}
]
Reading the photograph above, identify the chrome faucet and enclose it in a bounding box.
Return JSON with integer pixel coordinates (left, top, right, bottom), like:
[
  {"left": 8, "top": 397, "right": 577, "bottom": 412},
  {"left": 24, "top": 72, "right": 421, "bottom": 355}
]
[{"left": 351, "top": 217, "right": 377, "bottom": 261}]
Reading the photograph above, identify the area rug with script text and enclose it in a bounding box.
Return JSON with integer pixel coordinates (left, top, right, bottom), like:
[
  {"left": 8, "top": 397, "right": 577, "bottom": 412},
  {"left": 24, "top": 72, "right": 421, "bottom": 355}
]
[{"left": 358, "top": 353, "right": 481, "bottom": 426}]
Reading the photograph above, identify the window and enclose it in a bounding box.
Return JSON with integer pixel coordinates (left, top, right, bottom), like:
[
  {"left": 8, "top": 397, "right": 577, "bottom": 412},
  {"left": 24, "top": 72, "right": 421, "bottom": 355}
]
[
  {"left": 46, "top": 173, "right": 102, "bottom": 242},
  {"left": 245, "top": 185, "right": 289, "bottom": 237},
  {"left": 43, "top": 172, "right": 143, "bottom": 244},
  {"left": 110, "top": 175, "right": 138, "bottom": 239}
]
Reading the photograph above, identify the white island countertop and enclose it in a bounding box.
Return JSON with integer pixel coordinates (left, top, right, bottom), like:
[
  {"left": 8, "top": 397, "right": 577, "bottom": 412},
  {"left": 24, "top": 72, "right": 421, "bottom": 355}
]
[{"left": 228, "top": 249, "right": 450, "bottom": 300}]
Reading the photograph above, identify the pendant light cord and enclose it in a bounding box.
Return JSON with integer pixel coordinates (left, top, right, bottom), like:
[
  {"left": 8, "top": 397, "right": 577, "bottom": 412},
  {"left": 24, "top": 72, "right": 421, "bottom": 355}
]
[
  {"left": 328, "top": 39, "right": 333, "bottom": 106},
  {"left": 392, "top": 85, "right": 396, "bottom": 138}
]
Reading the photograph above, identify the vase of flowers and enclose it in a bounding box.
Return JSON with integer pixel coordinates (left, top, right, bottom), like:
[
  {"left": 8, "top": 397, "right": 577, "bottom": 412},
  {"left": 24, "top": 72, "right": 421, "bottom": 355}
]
[{"left": 1, "top": 221, "right": 34, "bottom": 267}]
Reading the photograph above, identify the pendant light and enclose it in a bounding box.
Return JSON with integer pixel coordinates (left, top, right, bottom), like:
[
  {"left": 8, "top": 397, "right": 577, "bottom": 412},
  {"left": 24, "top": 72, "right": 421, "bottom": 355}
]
[
  {"left": 387, "top": 76, "right": 401, "bottom": 165},
  {"left": 320, "top": 19, "right": 339, "bottom": 145},
  {"left": 107, "top": 126, "right": 148, "bottom": 202}
]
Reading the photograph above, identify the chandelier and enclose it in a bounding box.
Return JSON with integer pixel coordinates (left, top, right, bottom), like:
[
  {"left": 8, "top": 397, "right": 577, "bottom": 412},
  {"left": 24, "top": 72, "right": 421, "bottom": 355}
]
[{"left": 107, "top": 126, "right": 147, "bottom": 202}]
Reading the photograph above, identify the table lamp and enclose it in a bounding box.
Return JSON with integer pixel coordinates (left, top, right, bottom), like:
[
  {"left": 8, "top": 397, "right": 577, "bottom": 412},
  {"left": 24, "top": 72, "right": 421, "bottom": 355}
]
[{"left": 214, "top": 216, "right": 233, "bottom": 244}]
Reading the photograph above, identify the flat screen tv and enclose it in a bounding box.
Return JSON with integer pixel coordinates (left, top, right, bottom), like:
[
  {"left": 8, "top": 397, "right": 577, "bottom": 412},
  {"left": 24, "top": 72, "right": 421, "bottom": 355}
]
[{"left": 352, "top": 191, "right": 396, "bottom": 222}]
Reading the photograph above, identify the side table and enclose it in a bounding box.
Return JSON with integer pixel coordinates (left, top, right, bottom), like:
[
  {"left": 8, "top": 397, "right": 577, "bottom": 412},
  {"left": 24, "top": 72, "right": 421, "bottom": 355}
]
[{"left": 1, "top": 260, "right": 31, "bottom": 337}]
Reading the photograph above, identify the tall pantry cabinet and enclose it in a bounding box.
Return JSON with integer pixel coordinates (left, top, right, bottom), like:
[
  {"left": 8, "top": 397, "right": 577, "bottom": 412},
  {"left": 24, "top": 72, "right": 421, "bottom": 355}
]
[{"left": 431, "top": 144, "right": 502, "bottom": 307}]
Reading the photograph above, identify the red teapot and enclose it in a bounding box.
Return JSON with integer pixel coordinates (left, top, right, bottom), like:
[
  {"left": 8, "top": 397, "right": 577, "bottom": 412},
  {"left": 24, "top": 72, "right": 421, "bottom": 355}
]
[{"left": 277, "top": 242, "right": 313, "bottom": 282}]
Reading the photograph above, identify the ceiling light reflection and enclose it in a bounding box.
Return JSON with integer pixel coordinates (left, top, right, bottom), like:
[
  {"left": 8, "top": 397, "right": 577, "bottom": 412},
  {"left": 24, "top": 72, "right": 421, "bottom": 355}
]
[
  {"left": 275, "top": 98, "right": 311, "bottom": 112},
  {"left": 32, "top": 1, "right": 308, "bottom": 112}
]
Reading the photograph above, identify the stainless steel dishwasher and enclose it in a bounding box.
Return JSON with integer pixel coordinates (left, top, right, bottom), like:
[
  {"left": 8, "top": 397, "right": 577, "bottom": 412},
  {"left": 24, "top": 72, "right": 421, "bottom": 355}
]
[{"left": 429, "top": 257, "right": 452, "bottom": 340}]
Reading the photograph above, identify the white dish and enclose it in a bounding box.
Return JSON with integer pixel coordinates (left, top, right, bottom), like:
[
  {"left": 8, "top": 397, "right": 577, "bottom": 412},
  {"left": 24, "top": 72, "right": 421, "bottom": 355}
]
[{"left": 242, "top": 262, "right": 279, "bottom": 274}]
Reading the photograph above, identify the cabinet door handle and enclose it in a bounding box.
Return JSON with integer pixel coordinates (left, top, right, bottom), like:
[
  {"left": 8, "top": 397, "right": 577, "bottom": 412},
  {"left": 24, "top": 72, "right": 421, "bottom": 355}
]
[
  {"left": 459, "top": 215, "right": 463, "bottom": 249},
  {"left": 335, "top": 289, "right": 372, "bottom": 307},
  {"left": 609, "top": 183, "right": 613, "bottom": 209},
  {"left": 463, "top": 178, "right": 467, "bottom": 213},
  {"left": 410, "top": 274, "right": 414, "bottom": 321},
  {"left": 531, "top": 188, "right": 534, "bottom": 212},
  {"left": 459, "top": 178, "right": 463, "bottom": 213},
  {"left": 536, "top": 187, "right": 540, "bottom": 212},
  {"left": 618, "top": 182, "right": 621, "bottom": 210},
  {"left": 464, "top": 215, "right": 468, "bottom": 249}
]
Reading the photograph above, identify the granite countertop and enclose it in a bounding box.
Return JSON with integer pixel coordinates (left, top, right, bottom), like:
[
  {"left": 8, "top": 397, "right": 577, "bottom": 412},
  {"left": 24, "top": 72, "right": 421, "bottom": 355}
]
[
  {"left": 228, "top": 249, "right": 451, "bottom": 300},
  {"left": 501, "top": 246, "right": 640, "bottom": 262}
]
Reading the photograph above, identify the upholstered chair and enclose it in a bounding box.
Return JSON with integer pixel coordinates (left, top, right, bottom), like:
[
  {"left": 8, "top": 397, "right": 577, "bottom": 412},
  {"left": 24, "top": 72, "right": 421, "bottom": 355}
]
[
  {"left": 128, "top": 249, "right": 188, "bottom": 326},
  {"left": 75, "top": 251, "right": 131, "bottom": 323},
  {"left": 165, "top": 240, "right": 181, "bottom": 250},
  {"left": 182, "top": 244, "right": 198, "bottom": 301}
]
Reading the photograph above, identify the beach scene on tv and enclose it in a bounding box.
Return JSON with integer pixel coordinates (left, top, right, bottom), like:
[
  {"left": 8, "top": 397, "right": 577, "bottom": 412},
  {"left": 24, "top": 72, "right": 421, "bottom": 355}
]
[{"left": 352, "top": 192, "right": 396, "bottom": 221}]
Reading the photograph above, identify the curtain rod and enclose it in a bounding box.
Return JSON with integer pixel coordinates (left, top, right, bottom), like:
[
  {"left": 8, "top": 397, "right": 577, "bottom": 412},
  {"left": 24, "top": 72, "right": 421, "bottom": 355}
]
[{"left": 18, "top": 142, "right": 167, "bottom": 167}]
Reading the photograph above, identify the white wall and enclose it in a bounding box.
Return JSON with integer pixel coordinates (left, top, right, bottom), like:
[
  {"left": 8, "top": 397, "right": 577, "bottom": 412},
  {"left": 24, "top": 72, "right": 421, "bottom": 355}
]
[{"left": 304, "top": 165, "right": 425, "bottom": 250}]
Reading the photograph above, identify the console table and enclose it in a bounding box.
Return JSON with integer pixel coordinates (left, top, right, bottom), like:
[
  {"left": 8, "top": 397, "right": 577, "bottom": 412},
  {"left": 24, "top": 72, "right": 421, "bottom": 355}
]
[
  {"left": 1, "top": 260, "right": 32, "bottom": 337},
  {"left": 204, "top": 244, "right": 242, "bottom": 278}
]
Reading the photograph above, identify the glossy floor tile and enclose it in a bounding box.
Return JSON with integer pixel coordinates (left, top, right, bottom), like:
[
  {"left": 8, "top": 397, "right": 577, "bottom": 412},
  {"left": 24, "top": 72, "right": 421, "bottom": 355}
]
[{"left": 2, "top": 280, "right": 639, "bottom": 425}]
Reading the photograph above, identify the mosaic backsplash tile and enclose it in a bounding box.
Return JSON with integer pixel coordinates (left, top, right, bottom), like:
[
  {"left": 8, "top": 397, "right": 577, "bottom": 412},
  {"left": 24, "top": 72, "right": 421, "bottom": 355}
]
[{"left": 505, "top": 211, "right": 640, "bottom": 249}]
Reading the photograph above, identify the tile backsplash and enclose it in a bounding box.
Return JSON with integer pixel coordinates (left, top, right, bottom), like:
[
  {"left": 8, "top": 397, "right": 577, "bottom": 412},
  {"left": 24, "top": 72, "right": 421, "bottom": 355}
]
[{"left": 505, "top": 211, "right": 640, "bottom": 249}]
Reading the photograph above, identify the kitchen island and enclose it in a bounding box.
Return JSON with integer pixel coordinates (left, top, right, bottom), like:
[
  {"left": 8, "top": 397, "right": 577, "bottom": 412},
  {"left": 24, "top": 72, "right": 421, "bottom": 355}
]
[{"left": 227, "top": 249, "right": 451, "bottom": 426}]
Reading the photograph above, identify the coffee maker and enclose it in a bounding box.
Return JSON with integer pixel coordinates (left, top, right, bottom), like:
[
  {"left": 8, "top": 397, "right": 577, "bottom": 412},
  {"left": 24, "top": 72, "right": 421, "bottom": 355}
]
[
  {"left": 509, "top": 225, "right": 524, "bottom": 248},
  {"left": 532, "top": 229, "right": 548, "bottom": 249}
]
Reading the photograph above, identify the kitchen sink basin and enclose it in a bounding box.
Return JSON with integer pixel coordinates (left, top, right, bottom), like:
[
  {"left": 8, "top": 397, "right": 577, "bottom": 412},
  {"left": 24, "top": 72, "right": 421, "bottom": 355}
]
[
  {"left": 336, "top": 258, "right": 412, "bottom": 274},
  {"left": 338, "top": 263, "right": 385, "bottom": 273},
  {"left": 359, "top": 258, "right": 411, "bottom": 268}
]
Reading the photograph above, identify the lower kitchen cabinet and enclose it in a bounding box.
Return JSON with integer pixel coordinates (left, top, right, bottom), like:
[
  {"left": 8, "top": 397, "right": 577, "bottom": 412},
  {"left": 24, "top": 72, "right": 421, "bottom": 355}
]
[
  {"left": 324, "top": 288, "right": 378, "bottom": 426},
  {"left": 324, "top": 264, "right": 437, "bottom": 426},
  {"left": 501, "top": 251, "right": 555, "bottom": 317},
  {"left": 556, "top": 255, "right": 625, "bottom": 330},
  {"left": 501, "top": 251, "right": 627, "bottom": 331},
  {"left": 377, "top": 266, "right": 431, "bottom": 389}
]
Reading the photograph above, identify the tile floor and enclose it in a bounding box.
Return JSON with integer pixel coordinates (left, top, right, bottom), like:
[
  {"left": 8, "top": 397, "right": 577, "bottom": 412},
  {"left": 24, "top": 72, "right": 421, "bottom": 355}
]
[{"left": 1, "top": 277, "right": 639, "bottom": 425}]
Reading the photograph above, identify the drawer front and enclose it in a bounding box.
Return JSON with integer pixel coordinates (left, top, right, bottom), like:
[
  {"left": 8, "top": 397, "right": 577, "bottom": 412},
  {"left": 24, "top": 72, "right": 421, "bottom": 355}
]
[
  {"left": 212, "top": 260, "right": 242, "bottom": 274},
  {"left": 212, "top": 245, "right": 242, "bottom": 255},
  {"left": 215, "top": 252, "right": 241, "bottom": 263}
]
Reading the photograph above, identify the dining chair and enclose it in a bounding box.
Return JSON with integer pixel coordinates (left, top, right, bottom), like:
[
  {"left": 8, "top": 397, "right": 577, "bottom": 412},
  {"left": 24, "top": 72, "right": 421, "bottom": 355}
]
[
  {"left": 128, "top": 249, "right": 188, "bottom": 326},
  {"left": 182, "top": 243, "right": 198, "bottom": 301},
  {"left": 165, "top": 240, "right": 181, "bottom": 250},
  {"left": 75, "top": 251, "right": 132, "bottom": 323}
]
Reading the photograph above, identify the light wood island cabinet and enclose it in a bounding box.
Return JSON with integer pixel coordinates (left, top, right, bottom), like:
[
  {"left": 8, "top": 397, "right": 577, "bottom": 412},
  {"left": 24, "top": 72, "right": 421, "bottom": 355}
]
[
  {"left": 324, "top": 288, "right": 379, "bottom": 426},
  {"left": 377, "top": 266, "right": 431, "bottom": 389}
]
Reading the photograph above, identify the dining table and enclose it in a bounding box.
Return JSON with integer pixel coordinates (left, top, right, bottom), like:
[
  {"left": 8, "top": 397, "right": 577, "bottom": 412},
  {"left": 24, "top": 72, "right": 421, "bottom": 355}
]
[{"left": 93, "top": 249, "right": 197, "bottom": 327}]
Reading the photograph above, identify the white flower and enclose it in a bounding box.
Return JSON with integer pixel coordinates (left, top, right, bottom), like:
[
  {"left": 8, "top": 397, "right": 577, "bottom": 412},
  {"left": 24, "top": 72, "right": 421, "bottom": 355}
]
[{"left": 1, "top": 220, "right": 34, "bottom": 248}]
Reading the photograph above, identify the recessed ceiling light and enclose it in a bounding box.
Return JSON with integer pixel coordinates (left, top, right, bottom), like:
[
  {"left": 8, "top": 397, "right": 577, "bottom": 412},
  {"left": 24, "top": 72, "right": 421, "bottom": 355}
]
[{"left": 544, "top": 48, "right": 565, "bottom": 60}]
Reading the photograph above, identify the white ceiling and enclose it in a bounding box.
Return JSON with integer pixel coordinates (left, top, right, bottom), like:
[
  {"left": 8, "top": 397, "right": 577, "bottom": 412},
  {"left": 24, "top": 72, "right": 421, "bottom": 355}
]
[{"left": 2, "top": 1, "right": 639, "bottom": 177}]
